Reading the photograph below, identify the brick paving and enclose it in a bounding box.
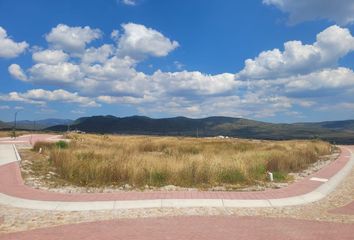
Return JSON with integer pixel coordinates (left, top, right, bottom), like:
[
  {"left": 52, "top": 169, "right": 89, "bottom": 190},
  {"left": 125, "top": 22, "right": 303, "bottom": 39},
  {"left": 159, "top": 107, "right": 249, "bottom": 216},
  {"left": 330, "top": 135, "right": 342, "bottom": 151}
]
[{"left": 0, "top": 216, "right": 353, "bottom": 240}]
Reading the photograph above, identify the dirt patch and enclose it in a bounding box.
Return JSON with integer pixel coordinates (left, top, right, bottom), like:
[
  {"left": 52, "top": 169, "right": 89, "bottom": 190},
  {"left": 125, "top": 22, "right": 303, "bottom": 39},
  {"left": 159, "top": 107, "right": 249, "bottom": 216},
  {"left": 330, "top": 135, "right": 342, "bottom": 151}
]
[{"left": 329, "top": 201, "right": 354, "bottom": 215}]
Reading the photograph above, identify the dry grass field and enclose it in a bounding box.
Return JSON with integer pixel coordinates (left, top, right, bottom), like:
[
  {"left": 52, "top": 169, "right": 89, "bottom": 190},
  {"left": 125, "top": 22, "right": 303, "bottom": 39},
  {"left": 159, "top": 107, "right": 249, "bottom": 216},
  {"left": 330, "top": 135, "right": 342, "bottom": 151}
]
[{"left": 32, "top": 134, "right": 333, "bottom": 188}]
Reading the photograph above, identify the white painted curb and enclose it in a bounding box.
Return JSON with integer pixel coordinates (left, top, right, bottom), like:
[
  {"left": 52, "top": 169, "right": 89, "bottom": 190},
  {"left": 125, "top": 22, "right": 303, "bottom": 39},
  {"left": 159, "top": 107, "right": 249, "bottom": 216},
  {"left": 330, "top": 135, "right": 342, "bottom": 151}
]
[
  {"left": 12, "top": 144, "right": 21, "bottom": 161},
  {"left": 0, "top": 145, "right": 352, "bottom": 211}
]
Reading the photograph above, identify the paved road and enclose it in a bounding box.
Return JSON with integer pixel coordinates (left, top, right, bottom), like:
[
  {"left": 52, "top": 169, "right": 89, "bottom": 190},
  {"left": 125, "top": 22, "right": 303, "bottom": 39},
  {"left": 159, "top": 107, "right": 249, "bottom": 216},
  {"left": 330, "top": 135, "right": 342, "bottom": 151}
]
[
  {"left": 1, "top": 216, "right": 353, "bottom": 240},
  {"left": 0, "top": 145, "right": 18, "bottom": 166},
  {"left": 0, "top": 134, "right": 63, "bottom": 145}
]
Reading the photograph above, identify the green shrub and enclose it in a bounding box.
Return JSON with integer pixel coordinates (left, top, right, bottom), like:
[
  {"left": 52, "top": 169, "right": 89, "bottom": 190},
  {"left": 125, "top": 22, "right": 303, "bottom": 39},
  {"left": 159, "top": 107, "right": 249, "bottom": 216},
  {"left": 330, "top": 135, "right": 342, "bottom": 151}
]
[
  {"left": 272, "top": 171, "right": 287, "bottom": 182},
  {"left": 218, "top": 168, "right": 245, "bottom": 184},
  {"left": 150, "top": 171, "right": 168, "bottom": 186},
  {"left": 249, "top": 163, "right": 266, "bottom": 180},
  {"left": 55, "top": 140, "right": 69, "bottom": 149}
]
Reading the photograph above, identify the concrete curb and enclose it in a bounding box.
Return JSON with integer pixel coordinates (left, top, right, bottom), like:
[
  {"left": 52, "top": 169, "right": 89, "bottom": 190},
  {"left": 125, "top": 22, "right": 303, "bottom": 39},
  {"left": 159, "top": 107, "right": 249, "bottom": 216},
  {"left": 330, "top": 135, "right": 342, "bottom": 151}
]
[
  {"left": 12, "top": 144, "right": 21, "bottom": 161},
  {"left": 0, "top": 145, "right": 352, "bottom": 211}
]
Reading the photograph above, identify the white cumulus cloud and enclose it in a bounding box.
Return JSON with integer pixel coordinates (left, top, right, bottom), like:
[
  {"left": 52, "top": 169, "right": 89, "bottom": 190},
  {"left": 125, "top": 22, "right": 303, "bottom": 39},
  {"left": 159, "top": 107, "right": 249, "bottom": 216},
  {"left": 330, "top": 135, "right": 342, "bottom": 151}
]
[
  {"left": 120, "top": 0, "right": 137, "bottom": 6},
  {"left": 8, "top": 64, "right": 28, "bottom": 81},
  {"left": 80, "top": 44, "right": 114, "bottom": 64},
  {"left": 0, "top": 89, "right": 100, "bottom": 107},
  {"left": 263, "top": 0, "right": 354, "bottom": 25},
  {"left": 285, "top": 67, "right": 354, "bottom": 92},
  {"left": 117, "top": 23, "right": 179, "bottom": 59},
  {"left": 0, "top": 26, "right": 28, "bottom": 58},
  {"left": 238, "top": 25, "right": 354, "bottom": 79},
  {"left": 151, "top": 70, "right": 237, "bottom": 95},
  {"left": 28, "top": 62, "right": 83, "bottom": 84},
  {"left": 32, "top": 49, "right": 69, "bottom": 65},
  {"left": 45, "top": 24, "right": 102, "bottom": 53}
]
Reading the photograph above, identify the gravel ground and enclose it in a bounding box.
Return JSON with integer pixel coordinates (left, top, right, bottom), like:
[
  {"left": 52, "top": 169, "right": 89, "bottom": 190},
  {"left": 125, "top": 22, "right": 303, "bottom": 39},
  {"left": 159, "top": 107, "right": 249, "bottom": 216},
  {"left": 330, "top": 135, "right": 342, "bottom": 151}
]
[{"left": 0, "top": 152, "right": 352, "bottom": 234}]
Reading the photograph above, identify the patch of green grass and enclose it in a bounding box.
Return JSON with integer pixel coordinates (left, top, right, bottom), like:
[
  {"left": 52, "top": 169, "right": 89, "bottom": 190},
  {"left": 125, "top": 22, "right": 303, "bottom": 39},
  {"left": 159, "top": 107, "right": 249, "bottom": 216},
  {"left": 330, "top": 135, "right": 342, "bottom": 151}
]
[
  {"left": 218, "top": 168, "right": 246, "bottom": 184},
  {"left": 249, "top": 163, "right": 267, "bottom": 180},
  {"left": 272, "top": 171, "right": 287, "bottom": 182},
  {"left": 150, "top": 171, "right": 168, "bottom": 186},
  {"left": 55, "top": 140, "right": 69, "bottom": 149}
]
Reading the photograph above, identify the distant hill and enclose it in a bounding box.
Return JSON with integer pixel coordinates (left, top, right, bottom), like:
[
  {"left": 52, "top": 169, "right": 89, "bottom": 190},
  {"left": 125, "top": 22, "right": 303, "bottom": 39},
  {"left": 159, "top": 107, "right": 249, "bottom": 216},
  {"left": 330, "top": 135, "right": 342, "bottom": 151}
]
[
  {"left": 0, "top": 121, "right": 10, "bottom": 129},
  {"left": 5, "top": 119, "right": 73, "bottom": 130},
  {"left": 47, "top": 115, "right": 354, "bottom": 144},
  {"left": 294, "top": 120, "right": 354, "bottom": 131}
]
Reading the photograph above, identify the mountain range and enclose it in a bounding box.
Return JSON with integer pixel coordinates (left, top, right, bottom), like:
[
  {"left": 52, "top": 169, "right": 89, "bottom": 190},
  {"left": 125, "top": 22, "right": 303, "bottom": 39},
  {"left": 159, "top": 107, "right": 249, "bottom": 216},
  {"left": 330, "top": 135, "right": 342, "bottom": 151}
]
[
  {"left": 46, "top": 115, "right": 354, "bottom": 144},
  {"left": 0, "top": 119, "right": 73, "bottom": 130}
]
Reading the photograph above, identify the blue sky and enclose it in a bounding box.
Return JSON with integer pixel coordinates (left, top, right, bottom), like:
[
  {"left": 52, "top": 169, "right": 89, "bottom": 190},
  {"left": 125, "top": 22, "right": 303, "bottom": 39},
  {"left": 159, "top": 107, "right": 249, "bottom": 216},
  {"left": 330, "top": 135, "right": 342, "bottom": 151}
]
[{"left": 0, "top": 0, "right": 354, "bottom": 122}]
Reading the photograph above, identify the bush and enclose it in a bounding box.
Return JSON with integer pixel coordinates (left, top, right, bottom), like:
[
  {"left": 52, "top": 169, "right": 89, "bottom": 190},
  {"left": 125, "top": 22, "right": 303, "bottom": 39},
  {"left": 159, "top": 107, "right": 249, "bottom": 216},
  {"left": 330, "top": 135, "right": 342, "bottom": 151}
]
[
  {"left": 55, "top": 140, "right": 69, "bottom": 149},
  {"left": 150, "top": 171, "right": 168, "bottom": 186},
  {"left": 218, "top": 168, "right": 245, "bottom": 184},
  {"left": 249, "top": 163, "right": 266, "bottom": 180},
  {"left": 272, "top": 171, "right": 287, "bottom": 182}
]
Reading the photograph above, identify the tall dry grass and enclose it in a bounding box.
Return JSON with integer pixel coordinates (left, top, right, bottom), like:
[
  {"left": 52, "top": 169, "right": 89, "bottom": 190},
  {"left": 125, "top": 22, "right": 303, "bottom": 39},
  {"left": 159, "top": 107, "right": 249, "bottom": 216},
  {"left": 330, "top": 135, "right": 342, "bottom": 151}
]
[{"left": 33, "top": 134, "right": 333, "bottom": 188}]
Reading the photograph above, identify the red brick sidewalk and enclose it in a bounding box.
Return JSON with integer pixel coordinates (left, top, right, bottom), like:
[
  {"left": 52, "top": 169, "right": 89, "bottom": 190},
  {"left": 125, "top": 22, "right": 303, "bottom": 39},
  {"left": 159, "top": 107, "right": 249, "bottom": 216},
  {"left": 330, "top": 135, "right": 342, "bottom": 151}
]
[
  {"left": 1, "top": 216, "right": 353, "bottom": 240},
  {"left": 0, "top": 143, "right": 351, "bottom": 202}
]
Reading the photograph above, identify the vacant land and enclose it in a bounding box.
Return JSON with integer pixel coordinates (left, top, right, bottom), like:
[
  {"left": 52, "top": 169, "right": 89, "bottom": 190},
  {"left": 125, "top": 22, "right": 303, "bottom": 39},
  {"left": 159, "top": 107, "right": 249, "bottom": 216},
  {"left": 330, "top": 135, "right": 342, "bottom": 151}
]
[{"left": 29, "top": 134, "right": 333, "bottom": 189}]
